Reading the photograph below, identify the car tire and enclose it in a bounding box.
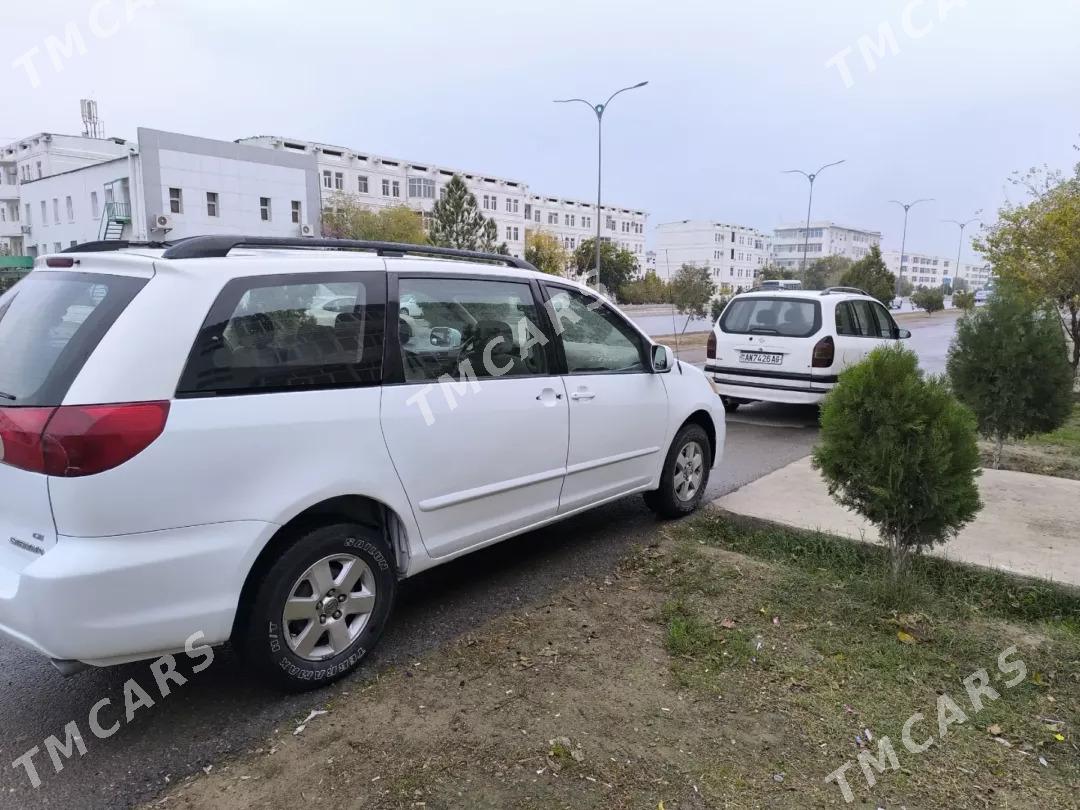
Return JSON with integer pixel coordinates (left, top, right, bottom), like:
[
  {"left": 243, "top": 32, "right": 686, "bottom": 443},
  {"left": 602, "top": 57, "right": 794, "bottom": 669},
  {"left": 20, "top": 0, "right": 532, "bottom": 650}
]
[
  {"left": 644, "top": 423, "right": 712, "bottom": 519},
  {"left": 237, "top": 522, "right": 397, "bottom": 692}
]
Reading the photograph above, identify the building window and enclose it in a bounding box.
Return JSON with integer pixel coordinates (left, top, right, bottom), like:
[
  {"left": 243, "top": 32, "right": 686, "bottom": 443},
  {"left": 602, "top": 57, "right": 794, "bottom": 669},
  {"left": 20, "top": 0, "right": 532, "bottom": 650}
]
[
  {"left": 25, "top": 203, "right": 31, "bottom": 225},
  {"left": 260, "top": 197, "right": 272, "bottom": 221},
  {"left": 90, "top": 191, "right": 99, "bottom": 219},
  {"left": 69, "top": 240, "right": 77, "bottom": 248},
  {"left": 513, "top": 227, "right": 519, "bottom": 241},
  {"left": 65, "top": 196, "right": 74, "bottom": 222},
  {"left": 169, "top": 187, "right": 183, "bottom": 214},
  {"left": 506, "top": 226, "right": 513, "bottom": 240},
  {"left": 534, "top": 209, "right": 541, "bottom": 223},
  {"left": 53, "top": 242, "right": 61, "bottom": 253},
  {"left": 206, "top": 192, "right": 219, "bottom": 217},
  {"left": 291, "top": 200, "right": 302, "bottom": 224},
  {"left": 322, "top": 170, "right": 332, "bottom": 189},
  {"left": 548, "top": 212, "right": 558, "bottom": 225},
  {"left": 52, "top": 198, "right": 60, "bottom": 224},
  {"left": 408, "top": 177, "right": 435, "bottom": 199},
  {"left": 334, "top": 172, "right": 344, "bottom": 191},
  {"left": 36, "top": 161, "right": 42, "bottom": 179},
  {"left": 582, "top": 216, "right": 591, "bottom": 229},
  {"left": 382, "top": 179, "right": 391, "bottom": 196},
  {"left": 358, "top": 175, "right": 368, "bottom": 193},
  {"left": 391, "top": 181, "right": 400, "bottom": 198}
]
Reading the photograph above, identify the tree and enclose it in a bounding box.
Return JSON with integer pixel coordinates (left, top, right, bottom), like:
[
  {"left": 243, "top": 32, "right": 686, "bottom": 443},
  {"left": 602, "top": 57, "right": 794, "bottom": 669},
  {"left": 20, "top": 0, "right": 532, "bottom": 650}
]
[
  {"left": 710, "top": 296, "right": 729, "bottom": 322},
  {"left": 812, "top": 346, "right": 982, "bottom": 585},
  {"left": 947, "top": 289, "right": 1074, "bottom": 467},
  {"left": 839, "top": 245, "right": 896, "bottom": 306},
  {"left": 321, "top": 196, "right": 428, "bottom": 244},
  {"left": 952, "top": 277, "right": 969, "bottom": 292},
  {"left": 619, "top": 271, "right": 669, "bottom": 304},
  {"left": 911, "top": 287, "right": 945, "bottom": 314},
  {"left": 976, "top": 156, "right": 1080, "bottom": 374},
  {"left": 803, "top": 255, "right": 852, "bottom": 290},
  {"left": 897, "top": 277, "right": 915, "bottom": 297},
  {"left": 759, "top": 264, "right": 797, "bottom": 281},
  {"left": 953, "top": 289, "right": 976, "bottom": 311},
  {"left": 572, "top": 239, "right": 638, "bottom": 292},
  {"left": 429, "top": 174, "right": 497, "bottom": 251},
  {"left": 524, "top": 230, "right": 568, "bottom": 276},
  {"left": 669, "top": 264, "right": 714, "bottom": 327}
]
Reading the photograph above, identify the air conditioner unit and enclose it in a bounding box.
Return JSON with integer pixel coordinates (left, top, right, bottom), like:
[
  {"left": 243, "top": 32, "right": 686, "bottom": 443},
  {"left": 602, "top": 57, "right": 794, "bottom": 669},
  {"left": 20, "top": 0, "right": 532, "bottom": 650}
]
[
  {"left": 20, "top": 225, "right": 31, "bottom": 235},
  {"left": 299, "top": 223, "right": 315, "bottom": 237},
  {"left": 152, "top": 213, "right": 173, "bottom": 231}
]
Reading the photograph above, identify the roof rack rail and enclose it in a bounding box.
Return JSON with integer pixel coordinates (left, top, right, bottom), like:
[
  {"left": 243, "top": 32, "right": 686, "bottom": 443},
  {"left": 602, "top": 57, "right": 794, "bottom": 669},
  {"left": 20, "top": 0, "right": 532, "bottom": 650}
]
[
  {"left": 61, "top": 240, "right": 176, "bottom": 254},
  {"left": 159, "top": 236, "right": 539, "bottom": 270},
  {"left": 820, "top": 286, "right": 868, "bottom": 296}
]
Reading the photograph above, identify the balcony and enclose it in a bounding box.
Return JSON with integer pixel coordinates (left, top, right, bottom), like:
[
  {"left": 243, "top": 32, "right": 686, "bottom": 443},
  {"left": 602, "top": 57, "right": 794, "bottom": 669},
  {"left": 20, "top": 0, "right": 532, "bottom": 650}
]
[
  {"left": 0, "top": 221, "right": 23, "bottom": 239},
  {"left": 0, "top": 184, "right": 19, "bottom": 201}
]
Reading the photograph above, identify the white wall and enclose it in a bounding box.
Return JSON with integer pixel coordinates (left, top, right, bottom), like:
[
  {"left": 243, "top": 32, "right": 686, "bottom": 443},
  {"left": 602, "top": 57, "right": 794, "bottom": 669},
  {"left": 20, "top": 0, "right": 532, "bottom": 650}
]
[
  {"left": 654, "top": 220, "right": 768, "bottom": 292},
  {"left": 156, "top": 149, "right": 311, "bottom": 238},
  {"left": 772, "top": 222, "right": 881, "bottom": 268},
  {"left": 19, "top": 158, "right": 131, "bottom": 254}
]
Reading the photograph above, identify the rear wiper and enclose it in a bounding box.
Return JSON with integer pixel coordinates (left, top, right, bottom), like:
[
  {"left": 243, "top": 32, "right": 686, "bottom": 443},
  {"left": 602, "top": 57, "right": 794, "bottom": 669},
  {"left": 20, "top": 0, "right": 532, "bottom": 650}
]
[
  {"left": 748, "top": 328, "right": 779, "bottom": 335},
  {"left": 0, "top": 391, "right": 16, "bottom": 401}
]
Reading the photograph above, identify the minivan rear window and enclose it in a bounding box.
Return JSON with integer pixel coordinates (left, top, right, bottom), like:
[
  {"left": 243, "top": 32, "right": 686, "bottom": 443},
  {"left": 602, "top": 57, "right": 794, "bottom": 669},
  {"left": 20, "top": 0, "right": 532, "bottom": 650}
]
[
  {"left": 719, "top": 297, "right": 821, "bottom": 338},
  {"left": 0, "top": 271, "right": 147, "bottom": 406}
]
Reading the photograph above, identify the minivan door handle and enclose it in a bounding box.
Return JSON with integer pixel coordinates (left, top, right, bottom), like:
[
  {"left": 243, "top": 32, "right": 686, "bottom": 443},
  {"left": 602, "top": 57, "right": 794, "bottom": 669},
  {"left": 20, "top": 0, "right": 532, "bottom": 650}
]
[
  {"left": 535, "top": 387, "right": 564, "bottom": 404},
  {"left": 569, "top": 390, "right": 596, "bottom": 401}
]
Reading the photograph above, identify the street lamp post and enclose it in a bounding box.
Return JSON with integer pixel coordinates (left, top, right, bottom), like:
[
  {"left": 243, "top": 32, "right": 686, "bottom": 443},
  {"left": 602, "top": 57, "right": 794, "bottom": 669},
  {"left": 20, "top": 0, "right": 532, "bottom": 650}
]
[
  {"left": 944, "top": 217, "right": 980, "bottom": 290},
  {"left": 889, "top": 198, "right": 934, "bottom": 298},
  {"left": 555, "top": 81, "right": 648, "bottom": 290},
  {"left": 782, "top": 160, "right": 845, "bottom": 274}
]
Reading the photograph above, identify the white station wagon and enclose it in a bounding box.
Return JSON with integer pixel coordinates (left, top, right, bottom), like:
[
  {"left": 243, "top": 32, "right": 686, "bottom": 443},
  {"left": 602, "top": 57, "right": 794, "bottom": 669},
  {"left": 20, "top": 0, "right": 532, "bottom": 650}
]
[
  {"left": 0, "top": 237, "right": 725, "bottom": 690},
  {"left": 706, "top": 288, "right": 911, "bottom": 409}
]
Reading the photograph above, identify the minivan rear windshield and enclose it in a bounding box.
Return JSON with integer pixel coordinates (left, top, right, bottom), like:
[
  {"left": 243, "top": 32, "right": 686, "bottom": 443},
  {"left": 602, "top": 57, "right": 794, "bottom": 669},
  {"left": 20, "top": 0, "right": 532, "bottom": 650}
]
[
  {"left": 0, "top": 271, "right": 147, "bottom": 406},
  {"left": 719, "top": 297, "right": 821, "bottom": 338}
]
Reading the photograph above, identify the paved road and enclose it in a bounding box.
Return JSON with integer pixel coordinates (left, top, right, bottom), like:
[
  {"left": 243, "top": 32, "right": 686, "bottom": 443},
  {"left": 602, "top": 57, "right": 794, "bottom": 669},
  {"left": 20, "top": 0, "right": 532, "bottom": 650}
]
[
  {"left": 0, "top": 312, "right": 961, "bottom": 808},
  {"left": 0, "top": 421, "right": 816, "bottom": 809}
]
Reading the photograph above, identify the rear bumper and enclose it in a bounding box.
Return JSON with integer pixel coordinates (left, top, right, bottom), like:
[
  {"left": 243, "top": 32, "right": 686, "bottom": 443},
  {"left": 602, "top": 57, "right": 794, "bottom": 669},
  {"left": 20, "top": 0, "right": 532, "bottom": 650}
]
[
  {"left": 0, "top": 520, "right": 276, "bottom": 666},
  {"left": 706, "top": 363, "right": 835, "bottom": 405}
]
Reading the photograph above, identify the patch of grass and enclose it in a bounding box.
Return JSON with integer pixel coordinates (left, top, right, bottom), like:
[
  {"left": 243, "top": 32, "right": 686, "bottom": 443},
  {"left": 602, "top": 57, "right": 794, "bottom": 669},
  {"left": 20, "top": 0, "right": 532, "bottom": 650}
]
[
  {"left": 990, "top": 396, "right": 1080, "bottom": 480},
  {"left": 643, "top": 515, "right": 1080, "bottom": 807}
]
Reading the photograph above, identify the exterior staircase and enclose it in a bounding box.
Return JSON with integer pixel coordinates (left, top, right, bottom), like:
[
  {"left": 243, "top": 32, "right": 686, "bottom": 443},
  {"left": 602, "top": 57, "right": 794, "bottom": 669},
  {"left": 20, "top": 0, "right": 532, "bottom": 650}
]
[{"left": 98, "top": 202, "right": 131, "bottom": 241}]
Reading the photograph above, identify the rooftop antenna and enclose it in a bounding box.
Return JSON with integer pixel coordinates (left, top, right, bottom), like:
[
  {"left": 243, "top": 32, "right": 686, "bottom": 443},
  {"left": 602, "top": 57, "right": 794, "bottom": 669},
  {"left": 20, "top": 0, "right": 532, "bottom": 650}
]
[{"left": 80, "top": 99, "right": 104, "bottom": 139}]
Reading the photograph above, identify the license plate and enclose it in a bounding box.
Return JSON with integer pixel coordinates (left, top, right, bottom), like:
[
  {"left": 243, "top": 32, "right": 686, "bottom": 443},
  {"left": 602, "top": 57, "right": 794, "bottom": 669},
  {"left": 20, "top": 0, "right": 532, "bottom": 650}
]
[{"left": 739, "top": 351, "right": 782, "bottom": 365}]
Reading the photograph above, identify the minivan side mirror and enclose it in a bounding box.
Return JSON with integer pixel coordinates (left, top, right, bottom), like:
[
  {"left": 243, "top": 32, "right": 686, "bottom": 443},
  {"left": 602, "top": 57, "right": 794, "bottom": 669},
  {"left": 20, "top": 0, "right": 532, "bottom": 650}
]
[
  {"left": 894, "top": 328, "right": 911, "bottom": 340},
  {"left": 650, "top": 344, "right": 675, "bottom": 373}
]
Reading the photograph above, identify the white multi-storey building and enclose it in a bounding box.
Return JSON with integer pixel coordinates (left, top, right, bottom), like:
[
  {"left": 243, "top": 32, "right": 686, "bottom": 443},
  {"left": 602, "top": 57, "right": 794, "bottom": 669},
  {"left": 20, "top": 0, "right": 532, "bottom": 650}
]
[
  {"left": 240, "top": 135, "right": 648, "bottom": 263},
  {"left": 18, "top": 128, "right": 320, "bottom": 256},
  {"left": 771, "top": 221, "right": 881, "bottom": 270},
  {"left": 1, "top": 132, "right": 132, "bottom": 255},
  {"left": 654, "top": 220, "right": 770, "bottom": 293},
  {"left": 882, "top": 250, "right": 992, "bottom": 290}
]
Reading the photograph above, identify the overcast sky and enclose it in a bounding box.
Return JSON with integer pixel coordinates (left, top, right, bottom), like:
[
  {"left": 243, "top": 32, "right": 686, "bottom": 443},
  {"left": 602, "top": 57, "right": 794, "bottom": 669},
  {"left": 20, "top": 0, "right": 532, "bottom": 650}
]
[{"left": 5, "top": 0, "right": 1079, "bottom": 259}]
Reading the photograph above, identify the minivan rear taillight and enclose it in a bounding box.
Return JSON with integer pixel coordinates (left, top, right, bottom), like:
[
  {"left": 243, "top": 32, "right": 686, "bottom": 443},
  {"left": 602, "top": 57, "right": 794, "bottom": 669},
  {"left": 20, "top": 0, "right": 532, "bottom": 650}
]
[
  {"left": 706, "top": 330, "right": 717, "bottom": 359},
  {"left": 811, "top": 336, "right": 835, "bottom": 368},
  {"left": 0, "top": 402, "right": 169, "bottom": 476}
]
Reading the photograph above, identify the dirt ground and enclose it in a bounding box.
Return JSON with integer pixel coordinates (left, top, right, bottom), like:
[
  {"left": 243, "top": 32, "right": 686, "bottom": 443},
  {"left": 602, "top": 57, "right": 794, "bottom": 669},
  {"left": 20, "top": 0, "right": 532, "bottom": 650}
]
[{"left": 149, "top": 519, "right": 1078, "bottom": 810}]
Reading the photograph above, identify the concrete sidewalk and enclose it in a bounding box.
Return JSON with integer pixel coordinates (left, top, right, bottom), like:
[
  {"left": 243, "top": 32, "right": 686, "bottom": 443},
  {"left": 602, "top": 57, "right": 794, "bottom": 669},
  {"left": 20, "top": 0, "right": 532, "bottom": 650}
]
[{"left": 713, "top": 456, "right": 1080, "bottom": 588}]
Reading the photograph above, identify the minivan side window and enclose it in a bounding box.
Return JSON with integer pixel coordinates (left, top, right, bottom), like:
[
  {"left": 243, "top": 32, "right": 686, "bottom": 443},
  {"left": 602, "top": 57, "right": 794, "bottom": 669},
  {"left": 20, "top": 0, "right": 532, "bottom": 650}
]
[
  {"left": 177, "top": 272, "right": 385, "bottom": 396},
  {"left": 544, "top": 286, "right": 646, "bottom": 373},
  {"left": 869, "top": 301, "right": 898, "bottom": 338},
  {"left": 396, "top": 276, "right": 547, "bottom": 383}
]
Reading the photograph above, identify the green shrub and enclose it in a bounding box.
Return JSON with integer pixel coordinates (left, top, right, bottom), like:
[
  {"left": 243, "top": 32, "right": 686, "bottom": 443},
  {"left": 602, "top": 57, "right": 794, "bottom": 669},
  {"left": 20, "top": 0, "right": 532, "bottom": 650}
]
[
  {"left": 953, "top": 289, "right": 976, "bottom": 311},
  {"left": 812, "top": 346, "right": 982, "bottom": 586},
  {"left": 947, "top": 289, "right": 1074, "bottom": 465},
  {"left": 911, "top": 287, "right": 945, "bottom": 314}
]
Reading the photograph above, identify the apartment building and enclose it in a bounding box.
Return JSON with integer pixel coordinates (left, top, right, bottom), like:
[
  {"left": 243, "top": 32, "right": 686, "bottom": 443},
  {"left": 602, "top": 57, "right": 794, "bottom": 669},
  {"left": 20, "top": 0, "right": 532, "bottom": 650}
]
[
  {"left": 654, "top": 220, "right": 770, "bottom": 292},
  {"left": 0, "top": 132, "right": 132, "bottom": 255},
  {"left": 240, "top": 135, "right": 648, "bottom": 262},
  {"left": 771, "top": 221, "right": 881, "bottom": 269},
  {"left": 18, "top": 128, "right": 320, "bottom": 255},
  {"left": 882, "top": 250, "right": 992, "bottom": 290}
]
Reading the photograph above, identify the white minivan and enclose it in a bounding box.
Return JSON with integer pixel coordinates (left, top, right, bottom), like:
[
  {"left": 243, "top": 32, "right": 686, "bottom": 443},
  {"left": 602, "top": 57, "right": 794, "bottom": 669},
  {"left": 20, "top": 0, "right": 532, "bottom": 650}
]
[
  {"left": 0, "top": 236, "right": 725, "bottom": 690},
  {"left": 706, "top": 287, "right": 911, "bottom": 409}
]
